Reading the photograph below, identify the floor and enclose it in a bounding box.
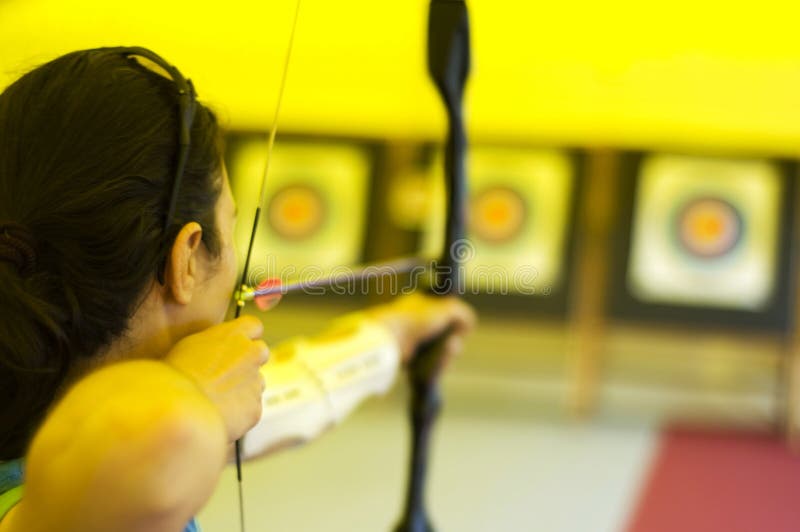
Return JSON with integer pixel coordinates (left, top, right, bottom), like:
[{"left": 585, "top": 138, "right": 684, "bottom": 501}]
[
  {"left": 196, "top": 300, "right": 784, "bottom": 531},
  {"left": 198, "top": 379, "right": 659, "bottom": 532}
]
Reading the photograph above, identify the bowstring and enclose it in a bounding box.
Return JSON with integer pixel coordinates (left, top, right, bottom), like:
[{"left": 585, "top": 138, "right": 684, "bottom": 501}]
[{"left": 233, "top": 2, "right": 302, "bottom": 531}]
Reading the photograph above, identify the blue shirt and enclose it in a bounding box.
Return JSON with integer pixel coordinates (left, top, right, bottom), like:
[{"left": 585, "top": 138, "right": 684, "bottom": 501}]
[{"left": 0, "top": 459, "right": 200, "bottom": 531}]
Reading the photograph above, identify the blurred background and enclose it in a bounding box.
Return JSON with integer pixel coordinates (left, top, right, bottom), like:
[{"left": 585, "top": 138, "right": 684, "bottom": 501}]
[{"left": 4, "top": 0, "right": 800, "bottom": 530}]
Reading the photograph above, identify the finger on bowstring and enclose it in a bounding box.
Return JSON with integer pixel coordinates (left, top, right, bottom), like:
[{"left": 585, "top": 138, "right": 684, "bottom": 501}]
[{"left": 226, "top": 314, "right": 264, "bottom": 340}]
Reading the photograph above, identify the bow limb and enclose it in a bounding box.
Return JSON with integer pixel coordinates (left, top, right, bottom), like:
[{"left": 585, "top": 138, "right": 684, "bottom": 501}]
[{"left": 394, "top": 2, "right": 471, "bottom": 532}]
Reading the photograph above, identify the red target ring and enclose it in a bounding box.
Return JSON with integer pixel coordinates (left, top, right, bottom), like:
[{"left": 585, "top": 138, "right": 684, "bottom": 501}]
[
  {"left": 470, "top": 186, "right": 527, "bottom": 244},
  {"left": 267, "top": 184, "right": 326, "bottom": 241},
  {"left": 675, "top": 197, "right": 743, "bottom": 259}
]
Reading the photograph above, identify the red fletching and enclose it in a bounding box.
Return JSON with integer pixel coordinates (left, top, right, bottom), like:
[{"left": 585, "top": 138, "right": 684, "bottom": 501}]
[{"left": 254, "top": 277, "right": 283, "bottom": 311}]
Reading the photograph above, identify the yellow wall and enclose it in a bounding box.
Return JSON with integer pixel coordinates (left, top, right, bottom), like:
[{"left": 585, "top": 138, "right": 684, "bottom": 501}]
[{"left": 3, "top": 0, "right": 800, "bottom": 153}]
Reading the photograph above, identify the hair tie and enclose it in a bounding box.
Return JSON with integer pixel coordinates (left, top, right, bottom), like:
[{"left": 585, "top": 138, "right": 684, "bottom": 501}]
[{"left": 0, "top": 222, "right": 38, "bottom": 276}]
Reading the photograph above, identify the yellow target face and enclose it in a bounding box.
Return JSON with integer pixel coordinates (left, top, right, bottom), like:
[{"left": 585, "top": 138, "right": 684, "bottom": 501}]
[
  {"left": 267, "top": 185, "right": 326, "bottom": 240},
  {"left": 470, "top": 186, "right": 527, "bottom": 244},
  {"left": 676, "top": 197, "right": 742, "bottom": 259}
]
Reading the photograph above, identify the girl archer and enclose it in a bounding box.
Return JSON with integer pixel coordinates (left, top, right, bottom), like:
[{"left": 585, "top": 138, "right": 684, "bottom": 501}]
[{"left": 0, "top": 48, "right": 475, "bottom": 532}]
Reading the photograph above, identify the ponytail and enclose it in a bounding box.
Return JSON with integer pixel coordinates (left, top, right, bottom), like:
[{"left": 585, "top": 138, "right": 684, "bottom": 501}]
[{"left": 0, "top": 48, "right": 224, "bottom": 459}]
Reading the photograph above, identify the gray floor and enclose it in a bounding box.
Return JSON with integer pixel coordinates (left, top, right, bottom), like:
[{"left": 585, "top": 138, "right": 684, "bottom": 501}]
[
  {"left": 197, "top": 299, "right": 773, "bottom": 531},
  {"left": 198, "top": 380, "right": 658, "bottom": 532}
]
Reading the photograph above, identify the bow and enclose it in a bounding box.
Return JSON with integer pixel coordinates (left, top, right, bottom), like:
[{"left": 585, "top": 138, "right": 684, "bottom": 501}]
[
  {"left": 231, "top": 2, "right": 470, "bottom": 531},
  {"left": 393, "top": 2, "right": 471, "bottom": 532}
]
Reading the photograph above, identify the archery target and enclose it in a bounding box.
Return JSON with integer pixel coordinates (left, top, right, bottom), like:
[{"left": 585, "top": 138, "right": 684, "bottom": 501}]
[
  {"left": 422, "top": 147, "right": 574, "bottom": 295},
  {"left": 229, "top": 138, "right": 371, "bottom": 279},
  {"left": 675, "top": 197, "right": 743, "bottom": 259},
  {"left": 267, "top": 185, "right": 327, "bottom": 240},
  {"left": 627, "top": 154, "right": 782, "bottom": 311},
  {"left": 470, "top": 186, "right": 528, "bottom": 244}
]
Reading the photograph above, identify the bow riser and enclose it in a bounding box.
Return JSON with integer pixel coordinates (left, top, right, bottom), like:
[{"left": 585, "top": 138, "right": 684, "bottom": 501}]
[{"left": 394, "top": 2, "right": 470, "bottom": 532}]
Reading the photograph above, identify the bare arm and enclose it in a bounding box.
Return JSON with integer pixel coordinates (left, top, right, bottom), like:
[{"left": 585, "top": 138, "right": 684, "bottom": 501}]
[{"left": 0, "top": 360, "right": 227, "bottom": 532}]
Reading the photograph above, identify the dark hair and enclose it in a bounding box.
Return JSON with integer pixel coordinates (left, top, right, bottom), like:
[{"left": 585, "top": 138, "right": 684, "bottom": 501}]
[{"left": 0, "top": 48, "right": 225, "bottom": 459}]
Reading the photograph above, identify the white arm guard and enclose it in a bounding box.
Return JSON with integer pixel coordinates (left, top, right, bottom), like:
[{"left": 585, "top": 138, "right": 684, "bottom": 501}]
[{"left": 241, "top": 313, "right": 400, "bottom": 459}]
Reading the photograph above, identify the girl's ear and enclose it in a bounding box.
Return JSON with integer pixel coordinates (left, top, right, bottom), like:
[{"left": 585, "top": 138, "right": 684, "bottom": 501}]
[{"left": 165, "top": 222, "right": 203, "bottom": 305}]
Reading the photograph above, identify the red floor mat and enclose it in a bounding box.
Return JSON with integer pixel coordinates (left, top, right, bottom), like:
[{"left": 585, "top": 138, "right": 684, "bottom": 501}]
[{"left": 626, "top": 428, "right": 800, "bottom": 532}]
